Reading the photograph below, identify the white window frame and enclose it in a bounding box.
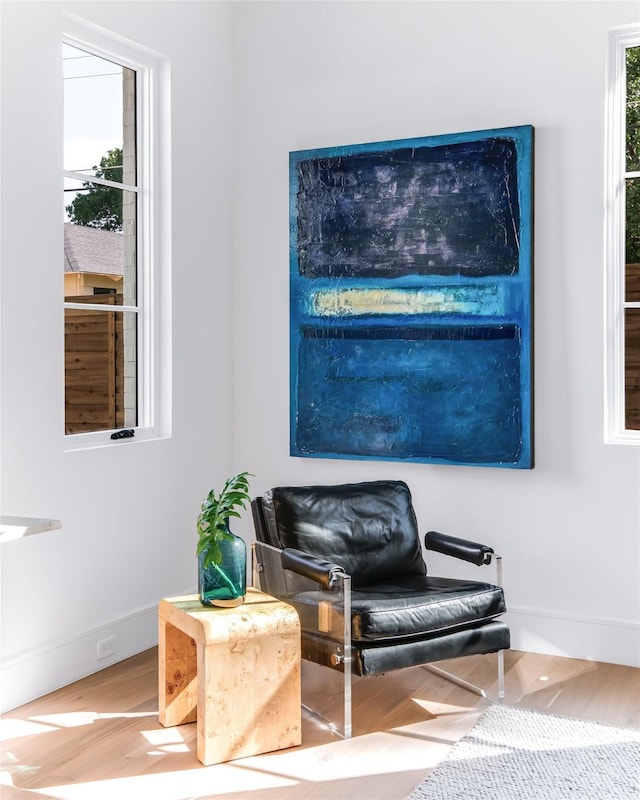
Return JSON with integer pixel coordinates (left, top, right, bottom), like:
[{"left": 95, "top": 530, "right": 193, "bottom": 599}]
[
  {"left": 605, "top": 24, "right": 640, "bottom": 445},
  {"left": 63, "top": 16, "right": 171, "bottom": 451}
]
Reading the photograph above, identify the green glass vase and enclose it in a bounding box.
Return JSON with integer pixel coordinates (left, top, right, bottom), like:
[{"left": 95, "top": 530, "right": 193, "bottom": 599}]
[{"left": 198, "top": 529, "right": 246, "bottom": 607}]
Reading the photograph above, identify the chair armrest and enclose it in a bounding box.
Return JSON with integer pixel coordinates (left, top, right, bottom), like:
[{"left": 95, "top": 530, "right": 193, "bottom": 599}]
[
  {"left": 281, "top": 547, "right": 346, "bottom": 589},
  {"left": 425, "top": 530, "right": 495, "bottom": 566}
]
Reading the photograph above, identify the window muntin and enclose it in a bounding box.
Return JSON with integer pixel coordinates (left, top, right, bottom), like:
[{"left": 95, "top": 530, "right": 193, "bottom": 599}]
[
  {"left": 63, "top": 42, "right": 138, "bottom": 436},
  {"left": 606, "top": 27, "right": 640, "bottom": 442}
]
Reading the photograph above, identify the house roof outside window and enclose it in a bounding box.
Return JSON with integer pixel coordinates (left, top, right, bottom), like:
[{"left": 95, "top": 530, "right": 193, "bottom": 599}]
[{"left": 64, "top": 223, "right": 123, "bottom": 277}]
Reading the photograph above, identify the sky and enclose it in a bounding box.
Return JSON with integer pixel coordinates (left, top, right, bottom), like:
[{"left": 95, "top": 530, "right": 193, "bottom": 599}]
[
  {"left": 63, "top": 43, "right": 122, "bottom": 175},
  {"left": 63, "top": 43, "right": 125, "bottom": 224}
]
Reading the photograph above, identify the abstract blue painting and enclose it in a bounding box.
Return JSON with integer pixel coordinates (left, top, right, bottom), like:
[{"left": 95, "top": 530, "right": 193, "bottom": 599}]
[{"left": 289, "top": 126, "right": 534, "bottom": 468}]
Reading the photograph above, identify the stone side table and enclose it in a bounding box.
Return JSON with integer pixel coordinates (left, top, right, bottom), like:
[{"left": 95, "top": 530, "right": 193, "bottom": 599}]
[{"left": 158, "top": 587, "right": 301, "bottom": 766}]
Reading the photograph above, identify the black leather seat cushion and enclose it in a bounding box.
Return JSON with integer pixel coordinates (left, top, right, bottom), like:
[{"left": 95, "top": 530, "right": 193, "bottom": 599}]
[
  {"left": 290, "top": 574, "right": 506, "bottom": 642},
  {"left": 301, "top": 621, "right": 511, "bottom": 677},
  {"left": 262, "top": 480, "right": 426, "bottom": 587}
]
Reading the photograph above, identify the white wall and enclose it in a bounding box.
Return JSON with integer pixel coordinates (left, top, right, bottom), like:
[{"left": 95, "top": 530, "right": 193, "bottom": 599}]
[
  {"left": 232, "top": 1, "right": 640, "bottom": 667},
  {"left": 0, "top": 1, "right": 234, "bottom": 711},
  {"left": 1, "top": 0, "right": 639, "bottom": 715}
]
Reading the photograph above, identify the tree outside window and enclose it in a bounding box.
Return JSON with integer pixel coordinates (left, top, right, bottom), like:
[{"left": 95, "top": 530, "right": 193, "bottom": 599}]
[{"left": 625, "top": 45, "right": 640, "bottom": 430}]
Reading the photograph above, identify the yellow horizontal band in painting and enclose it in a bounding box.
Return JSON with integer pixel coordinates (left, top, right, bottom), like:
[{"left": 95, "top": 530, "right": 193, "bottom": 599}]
[{"left": 310, "top": 286, "right": 502, "bottom": 317}]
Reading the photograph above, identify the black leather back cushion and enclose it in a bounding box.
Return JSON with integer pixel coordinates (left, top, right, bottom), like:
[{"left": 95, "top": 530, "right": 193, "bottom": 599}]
[{"left": 262, "top": 480, "right": 426, "bottom": 587}]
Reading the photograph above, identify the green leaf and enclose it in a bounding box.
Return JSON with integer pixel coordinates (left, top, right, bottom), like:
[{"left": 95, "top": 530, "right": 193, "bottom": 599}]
[{"left": 196, "top": 471, "right": 253, "bottom": 557}]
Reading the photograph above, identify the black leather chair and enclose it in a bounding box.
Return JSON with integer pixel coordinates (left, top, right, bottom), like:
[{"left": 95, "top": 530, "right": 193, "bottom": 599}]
[{"left": 251, "top": 479, "right": 508, "bottom": 738}]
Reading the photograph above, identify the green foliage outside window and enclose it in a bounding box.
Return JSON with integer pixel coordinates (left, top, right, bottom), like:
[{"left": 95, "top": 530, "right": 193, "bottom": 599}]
[
  {"left": 627, "top": 47, "right": 640, "bottom": 264},
  {"left": 66, "top": 148, "right": 123, "bottom": 231}
]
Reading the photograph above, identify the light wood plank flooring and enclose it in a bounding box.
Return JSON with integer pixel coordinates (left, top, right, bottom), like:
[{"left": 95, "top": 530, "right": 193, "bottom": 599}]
[{"left": 1, "top": 648, "right": 638, "bottom": 800}]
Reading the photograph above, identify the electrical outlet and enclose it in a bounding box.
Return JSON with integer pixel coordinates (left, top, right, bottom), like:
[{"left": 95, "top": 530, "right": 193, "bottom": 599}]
[{"left": 97, "top": 636, "right": 116, "bottom": 660}]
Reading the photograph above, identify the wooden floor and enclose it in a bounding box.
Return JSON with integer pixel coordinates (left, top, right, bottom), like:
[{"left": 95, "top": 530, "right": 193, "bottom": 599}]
[{"left": 1, "top": 648, "right": 639, "bottom": 800}]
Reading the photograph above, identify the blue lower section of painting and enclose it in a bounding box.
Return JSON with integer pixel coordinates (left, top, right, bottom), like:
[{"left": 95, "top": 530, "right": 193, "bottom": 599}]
[{"left": 293, "top": 324, "right": 525, "bottom": 466}]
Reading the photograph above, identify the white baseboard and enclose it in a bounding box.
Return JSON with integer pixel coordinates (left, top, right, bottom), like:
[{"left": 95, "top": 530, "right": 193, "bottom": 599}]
[
  {"left": 506, "top": 606, "right": 640, "bottom": 668},
  {"left": 0, "top": 602, "right": 159, "bottom": 713}
]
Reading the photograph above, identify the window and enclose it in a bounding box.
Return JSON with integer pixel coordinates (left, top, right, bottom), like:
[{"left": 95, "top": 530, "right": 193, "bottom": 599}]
[
  {"left": 62, "top": 19, "right": 170, "bottom": 448},
  {"left": 605, "top": 26, "right": 640, "bottom": 443}
]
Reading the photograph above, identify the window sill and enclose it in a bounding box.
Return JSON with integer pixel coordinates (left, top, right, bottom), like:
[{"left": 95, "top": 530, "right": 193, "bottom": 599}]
[
  {"left": 606, "top": 429, "right": 640, "bottom": 446},
  {"left": 64, "top": 427, "right": 169, "bottom": 453},
  {"left": 0, "top": 517, "right": 62, "bottom": 544}
]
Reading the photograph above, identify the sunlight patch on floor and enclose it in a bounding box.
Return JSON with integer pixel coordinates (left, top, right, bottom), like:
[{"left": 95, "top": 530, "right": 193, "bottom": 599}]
[
  {"left": 4, "top": 724, "right": 459, "bottom": 800},
  {"left": 17, "top": 764, "right": 301, "bottom": 800},
  {"left": 0, "top": 718, "right": 54, "bottom": 740},
  {"left": 141, "top": 725, "right": 191, "bottom": 754},
  {"left": 29, "top": 710, "right": 157, "bottom": 728},
  {"left": 410, "top": 698, "right": 475, "bottom": 715}
]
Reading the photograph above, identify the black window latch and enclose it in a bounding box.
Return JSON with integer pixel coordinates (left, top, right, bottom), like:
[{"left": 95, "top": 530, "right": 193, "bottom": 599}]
[{"left": 111, "top": 429, "right": 135, "bottom": 440}]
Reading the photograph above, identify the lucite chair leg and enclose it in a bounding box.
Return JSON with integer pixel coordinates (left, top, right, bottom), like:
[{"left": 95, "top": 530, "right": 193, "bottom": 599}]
[
  {"left": 422, "top": 649, "right": 506, "bottom": 703},
  {"left": 300, "top": 657, "right": 353, "bottom": 739},
  {"left": 422, "top": 663, "right": 487, "bottom": 698},
  {"left": 342, "top": 653, "right": 352, "bottom": 739},
  {"left": 497, "top": 648, "right": 505, "bottom": 704},
  {"left": 301, "top": 702, "right": 345, "bottom": 737}
]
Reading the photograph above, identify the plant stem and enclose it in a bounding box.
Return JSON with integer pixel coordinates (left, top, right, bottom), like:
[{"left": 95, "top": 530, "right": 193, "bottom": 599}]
[{"left": 209, "top": 561, "right": 240, "bottom": 596}]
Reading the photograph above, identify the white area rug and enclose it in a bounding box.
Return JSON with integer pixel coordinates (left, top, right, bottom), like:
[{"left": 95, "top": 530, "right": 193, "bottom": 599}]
[{"left": 407, "top": 704, "right": 640, "bottom": 800}]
